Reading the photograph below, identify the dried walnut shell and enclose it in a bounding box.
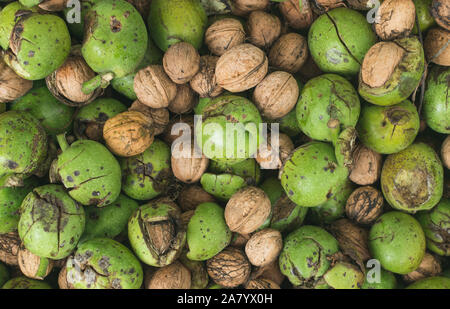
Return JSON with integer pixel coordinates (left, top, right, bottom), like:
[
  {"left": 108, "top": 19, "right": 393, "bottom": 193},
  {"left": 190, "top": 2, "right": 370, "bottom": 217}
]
[
  {"left": 269, "top": 33, "right": 308, "bottom": 74},
  {"left": 163, "top": 42, "right": 200, "bottom": 84},
  {"left": 431, "top": 0, "right": 450, "bottom": 31},
  {"left": 232, "top": 0, "right": 270, "bottom": 16},
  {"left": 206, "top": 247, "right": 251, "bottom": 288},
  {"left": 190, "top": 55, "right": 223, "bottom": 98},
  {"left": 169, "top": 84, "right": 196, "bottom": 114},
  {"left": 0, "top": 232, "right": 20, "bottom": 266},
  {"left": 129, "top": 100, "right": 169, "bottom": 135},
  {"left": 349, "top": 144, "right": 382, "bottom": 185},
  {"left": 18, "top": 247, "right": 53, "bottom": 280},
  {"left": 279, "top": 0, "right": 315, "bottom": 30},
  {"left": 374, "top": 0, "right": 416, "bottom": 41},
  {"left": 424, "top": 28, "right": 450, "bottom": 66},
  {"left": 345, "top": 186, "right": 384, "bottom": 225},
  {"left": 256, "top": 133, "right": 294, "bottom": 170},
  {"left": 171, "top": 142, "right": 209, "bottom": 183},
  {"left": 0, "top": 58, "right": 32, "bottom": 103},
  {"left": 245, "top": 229, "right": 282, "bottom": 267},
  {"left": 205, "top": 18, "right": 246, "bottom": 56},
  {"left": 403, "top": 253, "right": 442, "bottom": 283},
  {"left": 147, "top": 261, "right": 191, "bottom": 289},
  {"left": 247, "top": 11, "right": 282, "bottom": 49},
  {"left": 245, "top": 278, "right": 280, "bottom": 289}
]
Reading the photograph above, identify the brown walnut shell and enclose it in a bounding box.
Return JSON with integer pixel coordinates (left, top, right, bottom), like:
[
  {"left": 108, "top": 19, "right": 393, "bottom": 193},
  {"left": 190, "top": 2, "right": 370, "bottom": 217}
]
[
  {"left": 251, "top": 260, "right": 285, "bottom": 285},
  {"left": 349, "top": 144, "right": 382, "bottom": 185},
  {"left": 279, "top": 0, "right": 315, "bottom": 30},
  {"left": 403, "top": 253, "right": 442, "bottom": 283},
  {"left": 129, "top": 100, "right": 169, "bottom": 135},
  {"left": 374, "top": 0, "right": 416, "bottom": 40},
  {"left": 269, "top": 33, "right": 308, "bottom": 74},
  {"left": 171, "top": 142, "right": 209, "bottom": 183},
  {"left": 18, "top": 247, "right": 54, "bottom": 280},
  {"left": 0, "top": 232, "right": 20, "bottom": 266},
  {"left": 163, "top": 42, "right": 200, "bottom": 84},
  {"left": 245, "top": 229, "right": 282, "bottom": 267},
  {"left": 256, "top": 133, "right": 294, "bottom": 170},
  {"left": 177, "top": 184, "right": 215, "bottom": 211},
  {"left": 231, "top": 0, "right": 270, "bottom": 16},
  {"left": 103, "top": 110, "right": 154, "bottom": 157},
  {"left": 162, "top": 114, "right": 195, "bottom": 145},
  {"left": 225, "top": 186, "right": 271, "bottom": 234},
  {"left": 245, "top": 278, "right": 281, "bottom": 289},
  {"left": 247, "top": 11, "right": 282, "bottom": 49},
  {"left": 311, "top": 0, "right": 345, "bottom": 13},
  {"left": 168, "top": 84, "right": 196, "bottom": 114},
  {"left": 424, "top": 27, "right": 450, "bottom": 66},
  {"left": 346, "top": 0, "right": 372, "bottom": 10},
  {"left": 346, "top": 186, "right": 384, "bottom": 225},
  {"left": 0, "top": 58, "right": 32, "bottom": 103},
  {"left": 442, "top": 135, "right": 450, "bottom": 169},
  {"left": 190, "top": 55, "right": 223, "bottom": 98},
  {"left": 215, "top": 43, "right": 268, "bottom": 92},
  {"left": 252, "top": 71, "right": 299, "bottom": 119},
  {"left": 147, "top": 261, "right": 191, "bottom": 289},
  {"left": 206, "top": 247, "right": 251, "bottom": 288},
  {"left": 431, "top": 0, "right": 450, "bottom": 31},
  {"left": 38, "top": 0, "right": 68, "bottom": 11},
  {"left": 205, "top": 18, "right": 246, "bottom": 56},
  {"left": 134, "top": 65, "right": 178, "bottom": 108},
  {"left": 58, "top": 265, "right": 74, "bottom": 289}
]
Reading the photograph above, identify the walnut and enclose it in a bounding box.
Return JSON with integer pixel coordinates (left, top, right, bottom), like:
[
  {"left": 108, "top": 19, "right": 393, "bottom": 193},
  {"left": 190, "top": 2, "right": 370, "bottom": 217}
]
[
  {"left": 190, "top": 55, "right": 223, "bottom": 98},
  {"left": 103, "top": 110, "right": 154, "bottom": 157},
  {"left": 442, "top": 135, "right": 450, "bottom": 169},
  {"left": 346, "top": 0, "right": 372, "bottom": 10},
  {"left": 251, "top": 260, "right": 285, "bottom": 285},
  {"left": 215, "top": 44, "right": 268, "bottom": 92},
  {"left": 38, "top": 0, "right": 68, "bottom": 11},
  {"left": 205, "top": 18, "right": 246, "bottom": 56},
  {"left": 171, "top": 142, "right": 209, "bottom": 183},
  {"left": 0, "top": 232, "right": 20, "bottom": 266},
  {"left": 134, "top": 65, "right": 178, "bottom": 108},
  {"left": 245, "top": 229, "right": 282, "bottom": 267},
  {"left": 431, "top": 0, "right": 450, "bottom": 31},
  {"left": 18, "top": 247, "right": 54, "bottom": 280},
  {"left": 206, "top": 247, "right": 251, "bottom": 287},
  {"left": 147, "top": 261, "right": 191, "bottom": 289},
  {"left": 403, "top": 253, "right": 442, "bottom": 283},
  {"left": 256, "top": 133, "right": 294, "bottom": 170},
  {"left": 58, "top": 266, "right": 74, "bottom": 289},
  {"left": 225, "top": 186, "right": 272, "bottom": 234},
  {"left": 177, "top": 185, "right": 215, "bottom": 211},
  {"left": 0, "top": 58, "right": 32, "bottom": 103},
  {"left": 162, "top": 115, "right": 195, "bottom": 145},
  {"left": 168, "top": 84, "right": 196, "bottom": 114},
  {"left": 230, "top": 233, "right": 251, "bottom": 248},
  {"left": 279, "top": 0, "right": 315, "bottom": 30},
  {"left": 269, "top": 33, "right": 308, "bottom": 74},
  {"left": 231, "top": 0, "right": 270, "bottom": 16},
  {"left": 245, "top": 278, "right": 281, "bottom": 289},
  {"left": 252, "top": 71, "right": 299, "bottom": 119},
  {"left": 129, "top": 100, "right": 169, "bottom": 136},
  {"left": 349, "top": 144, "right": 383, "bottom": 185},
  {"left": 346, "top": 186, "right": 384, "bottom": 225},
  {"left": 247, "top": 11, "right": 282, "bottom": 49},
  {"left": 311, "top": 0, "right": 345, "bottom": 13},
  {"left": 424, "top": 28, "right": 450, "bottom": 66},
  {"left": 163, "top": 42, "right": 200, "bottom": 84},
  {"left": 374, "top": 0, "right": 416, "bottom": 40}
]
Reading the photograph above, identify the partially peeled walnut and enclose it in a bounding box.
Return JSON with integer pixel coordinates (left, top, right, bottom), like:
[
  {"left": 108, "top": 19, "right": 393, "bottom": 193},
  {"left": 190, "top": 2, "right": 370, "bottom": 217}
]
[
  {"left": 18, "top": 246, "right": 54, "bottom": 280},
  {"left": 431, "top": 0, "right": 450, "bottom": 31},
  {"left": 424, "top": 27, "right": 450, "bottom": 66},
  {"left": 256, "top": 133, "right": 294, "bottom": 170},
  {"left": 279, "top": 0, "right": 315, "bottom": 30},
  {"left": 374, "top": 0, "right": 416, "bottom": 40},
  {"left": 403, "top": 253, "right": 442, "bottom": 283},
  {"left": 147, "top": 261, "right": 191, "bottom": 289},
  {"left": 0, "top": 58, "right": 33, "bottom": 103}
]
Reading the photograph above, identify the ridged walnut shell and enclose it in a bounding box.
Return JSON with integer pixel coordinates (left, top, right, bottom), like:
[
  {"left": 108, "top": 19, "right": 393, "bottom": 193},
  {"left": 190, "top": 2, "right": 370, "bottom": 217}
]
[
  {"left": 431, "top": 0, "right": 450, "bottom": 31},
  {"left": 374, "top": 0, "right": 416, "bottom": 40},
  {"left": 0, "top": 58, "right": 32, "bottom": 103},
  {"left": 215, "top": 43, "right": 268, "bottom": 92},
  {"left": 190, "top": 55, "right": 223, "bottom": 98},
  {"left": 245, "top": 278, "right": 281, "bottom": 289},
  {"left": 245, "top": 229, "right": 282, "bottom": 267},
  {"left": 269, "top": 33, "right": 308, "bottom": 74},
  {"left": 279, "top": 0, "right": 315, "bottom": 30},
  {"left": 134, "top": 65, "right": 178, "bottom": 108},
  {"left": 0, "top": 232, "right": 20, "bottom": 266},
  {"left": 225, "top": 186, "right": 271, "bottom": 234},
  {"left": 147, "top": 261, "right": 191, "bottom": 289},
  {"left": 345, "top": 186, "right": 384, "bottom": 225},
  {"left": 251, "top": 260, "right": 285, "bottom": 285},
  {"left": 18, "top": 247, "right": 53, "bottom": 280},
  {"left": 349, "top": 144, "right": 383, "bottom": 185},
  {"left": 256, "top": 133, "right": 294, "bottom": 170},
  {"left": 205, "top": 18, "right": 246, "bottom": 56},
  {"left": 247, "top": 11, "right": 282, "bottom": 49},
  {"left": 442, "top": 135, "right": 450, "bottom": 169},
  {"left": 103, "top": 111, "right": 154, "bottom": 157},
  {"left": 311, "top": 0, "right": 345, "bottom": 13},
  {"left": 206, "top": 247, "right": 251, "bottom": 288},
  {"left": 129, "top": 100, "right": 169, "bottom": 135},
  {"left": 252, "top": 71, "right": 299, "bottom": 119},
  {"left": 163, "top": 42, "right": 200, "bottom": 84},
  {"left": 162, "top": 115, "right": 195, "bottom": 145},
  {"left": 168, "top": 84, "right": 196, "bottom": 114},
  {"left": 231, "top": 0, "right": 270, "bottom": 16},
  {"left": 403, "top": 253, "right": 442, "bottom": 282},
  {"left": 424, "top": 28, "right": 450, "bottom": 66},
  {"left": 171, "top": 142, "right": 209, "bottom": 183}
]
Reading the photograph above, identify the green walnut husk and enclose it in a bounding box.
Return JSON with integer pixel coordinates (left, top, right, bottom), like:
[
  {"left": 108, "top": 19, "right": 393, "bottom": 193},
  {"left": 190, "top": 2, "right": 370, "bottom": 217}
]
[
  {"left": 412, "top": 0, "right": 436, "bottom": 33},
  {"left": 358, "top": 37, "right": 425, "bottom": 106},
  {"left": 357, "top": 100, "right": 420, "bottom": 154},
  {"left": 186, "top": 202, "right": 232, "bottom": 261},
  {"left": 0, "top": 262, "right": 9, "bottom": 287},
  {"left": 361, "top": 268, "right": 397, "bottom": 289},
  {"left": 128, "top": 199, "right": 186, "bottom": 267},
  {"left": 323, "top": 262, "right": 365, "bottom": 289},
  {"left": 416, "top": 198, "right": 450, "bottom": 256},
  {"left": 296, "top": 73, "right": 360, "bottom": 144},
  {"left": 308, "top": 8, "right": 376, "bottom": 76},
  {"left": 66, "top": 238, "right": 143, "bottom": 289},
  {"left": 2, "top": 276, "right": 51, "bottom": 289},
  {"left": 0, "top": 111, "right": 47, "bottom": 184},
  {"left": 279, "top": 225, "right": 339, "bottom": 287},
  {"left": 272, "top": 109, "right": 303, "bottom": 137},
  {"left": 406, "top": 276, "right": 450, "bottom": 289},
  {"left": 80, "top": 194, "right": 139, "bottom": 243},
  {"left": 179, "top": 250, "right": 209, "bottom": 289},
  {"left": 148, "top": 0, "right": 207, "bottom": 51},
  {"left": 73, "top": 98, "right": 127, "bottom": 141},
  {"left": 121, "top": 139, "right": 171, "bottom": 201},
  {"left": 111, "top": 38, "right": 163, "bottom": 100},
  {"left": 0, "top": 2, "right": 38, "bottom": 50},
  {"left": 308, "top": 181, "right": 354, "bottom": 225},
  {"left": 10, "top": 86, "right": 74, "bottom": 135},
  {"left": 3, "top": 12, "right": 71, "bottom": 80},
  {"left": 369, "top": 211, "right": 426, "bottom": 275},
  {"left": 0, "top": 176, "right": 39, "bottom": 234},
  {"left": 280, "top": 141, "right": 350, "bottom": 207},
  {"left": 200, "top": 158, "right": 260, "bottom": 200},
  {"left": 423, "top": 66, "right": 450, "bottom": 134},
  {"left": 195, "top": 94, "right": 263, "bottom": 164},
  {"left": 82, "top": 0, "right": 147, "bottom": 80},
  {"left": 18, "top": 184, "right": 85, "bottom": 260},
  {"left": 55, "top": 135, "right": 122, "bottom": 207},
  {"left": 381, "top": 143, "right": 444, "bottom": 212}
]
